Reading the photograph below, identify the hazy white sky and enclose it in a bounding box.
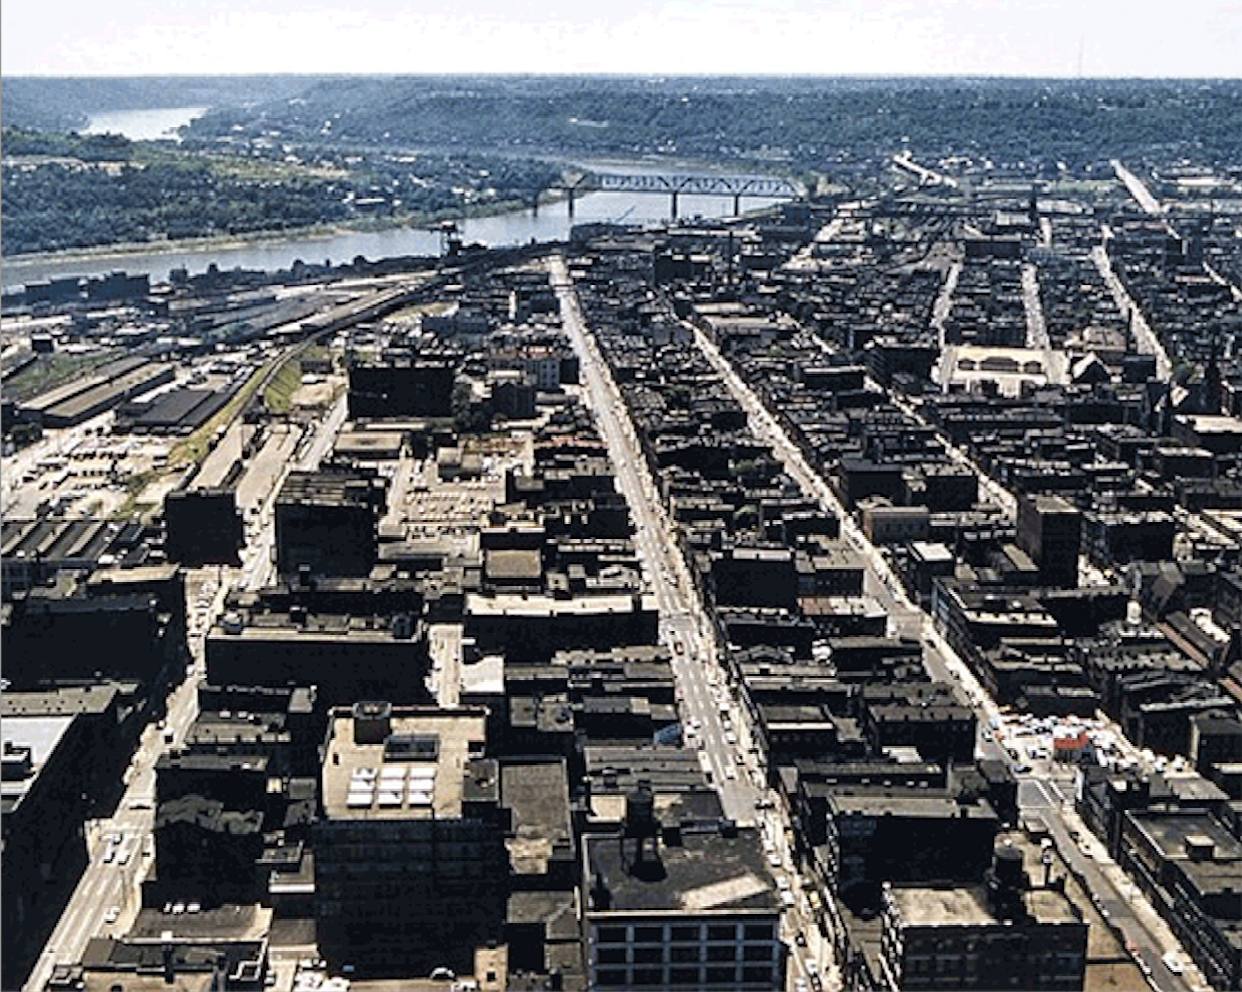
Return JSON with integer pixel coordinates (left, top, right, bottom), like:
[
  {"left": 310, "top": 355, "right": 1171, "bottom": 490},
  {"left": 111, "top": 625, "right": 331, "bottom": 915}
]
[{"left": 3, "top": 0, "right": 1241, "bottom": 77}]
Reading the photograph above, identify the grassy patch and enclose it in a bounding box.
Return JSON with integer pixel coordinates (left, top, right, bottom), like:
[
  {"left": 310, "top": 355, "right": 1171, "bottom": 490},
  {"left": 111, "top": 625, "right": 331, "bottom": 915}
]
[
  {"left": 301, "top": 344, "right": 333, "bottom": 365},
  {"left": 4, "top": 350, "right": 119, "bottom": 403},
  {"left": 263, "top": 356, "right": 303, "bottom": 415},
  {"left": 388, "top": 300, "right": 455, "bottom": 322},
  {"left": 169, "top": 357, "right": 276, "bottom": 469},
  {"left": 201, "top": 154, "right": 350, "bottom": 183},
  {"left": 131, "top": 143, "right": 349, "bottom": 182},
  {"left": 110, "top": 467, "right": 159, "bottom": 520}
]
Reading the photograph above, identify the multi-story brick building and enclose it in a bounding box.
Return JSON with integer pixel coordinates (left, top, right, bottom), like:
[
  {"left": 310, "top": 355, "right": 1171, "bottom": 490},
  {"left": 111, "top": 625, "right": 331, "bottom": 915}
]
[{"left": 314, "top": 703, "right": 509, "bottom": 977}]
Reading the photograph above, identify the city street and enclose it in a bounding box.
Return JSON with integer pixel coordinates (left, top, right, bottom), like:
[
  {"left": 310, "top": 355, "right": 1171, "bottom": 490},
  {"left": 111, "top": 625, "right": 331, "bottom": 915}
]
[
  {"left": 1091, "top": 241, "right": 1173, "bottom": 382},
  {"left": 689, "top": 314, "right": 1202, "bottom": 992},
  {"left": 21, "top": 387, "right": 351, "bottom": 990},
  {"left": 551, "top": 256, "right": 828, "bottom": 989},
  {"left": 551, "top": 254, "right": 761, "bottom": 821}
]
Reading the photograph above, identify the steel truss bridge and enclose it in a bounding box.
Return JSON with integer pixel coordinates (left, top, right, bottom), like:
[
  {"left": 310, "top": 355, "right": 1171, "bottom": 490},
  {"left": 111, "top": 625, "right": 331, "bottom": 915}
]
[{"left": 559, "top": 171, "right": 803, "bottom": 218}]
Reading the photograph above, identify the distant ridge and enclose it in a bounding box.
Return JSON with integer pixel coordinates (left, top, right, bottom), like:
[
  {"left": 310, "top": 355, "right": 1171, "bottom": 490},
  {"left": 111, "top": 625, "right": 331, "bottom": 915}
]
[{"left": 0, "top": 76, "right": 336, "bottom": 131}]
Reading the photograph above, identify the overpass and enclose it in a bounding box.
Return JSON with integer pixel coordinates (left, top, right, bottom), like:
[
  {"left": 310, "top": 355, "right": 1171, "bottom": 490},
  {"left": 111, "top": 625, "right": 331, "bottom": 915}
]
[{"left": 558, "top": 171, "right": 803, "bottom": 219}]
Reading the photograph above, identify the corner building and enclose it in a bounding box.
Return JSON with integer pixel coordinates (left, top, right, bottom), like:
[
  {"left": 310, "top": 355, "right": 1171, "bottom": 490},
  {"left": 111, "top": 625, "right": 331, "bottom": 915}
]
[
  {"left": 582, "top": 788, "right": 786, "bottom": 990},
  {"left": 314, "top": 703, "right": 508, "bottom": 977}
]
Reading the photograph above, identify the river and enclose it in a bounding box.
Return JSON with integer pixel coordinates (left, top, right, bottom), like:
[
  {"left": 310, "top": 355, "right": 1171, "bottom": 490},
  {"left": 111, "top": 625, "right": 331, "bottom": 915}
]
[
  {"left": 82, "top": 106, "right": 208, "bottom": 142},
  {"left": 3, "top": 109, "right": 787, "bottom": 290}
]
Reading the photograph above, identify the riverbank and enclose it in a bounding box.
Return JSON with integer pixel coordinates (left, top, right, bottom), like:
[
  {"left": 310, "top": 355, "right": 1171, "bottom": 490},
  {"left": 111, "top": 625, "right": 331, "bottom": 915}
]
[
  {"left": 1, "top": 154, "right": 811, "bottom": 274},
  {"left": 0, "top": 193, "right": 559, "bottom": 273},
  {"left": 2, "top": 172, "right": 796, "bottom": 291}
]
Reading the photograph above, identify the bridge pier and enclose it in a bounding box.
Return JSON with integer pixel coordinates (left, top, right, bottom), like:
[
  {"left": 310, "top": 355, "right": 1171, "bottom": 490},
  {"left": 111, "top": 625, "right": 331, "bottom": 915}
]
[
  {"left": 567, "top": 188, "right": 575, "bottom": 218},
  {"left": 670, "top": 191, "right": 679, "bottom": 220},
  {"left": 733, "top": 194, "right": 743, "bottom": 216}
]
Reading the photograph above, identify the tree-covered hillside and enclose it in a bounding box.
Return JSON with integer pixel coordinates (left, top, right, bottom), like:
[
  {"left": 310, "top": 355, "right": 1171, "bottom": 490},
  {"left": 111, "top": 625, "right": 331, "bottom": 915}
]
[{"left": 179, "top": 76, "right": 1242, "bottom": 173}]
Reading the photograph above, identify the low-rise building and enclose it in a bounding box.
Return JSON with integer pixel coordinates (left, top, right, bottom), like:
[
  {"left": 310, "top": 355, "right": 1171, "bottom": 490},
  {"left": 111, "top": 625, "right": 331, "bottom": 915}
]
[
  {"left": 870, "top": 842, "right": 1087, "bottom": 991},
  {"left": 582, "top": 787, "right": 786, "bottom": 991}
]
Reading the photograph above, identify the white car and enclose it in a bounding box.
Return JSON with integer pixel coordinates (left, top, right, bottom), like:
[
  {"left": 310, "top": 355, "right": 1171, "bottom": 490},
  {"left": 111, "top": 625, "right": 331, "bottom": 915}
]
[
  {"left": 104, "top": 907, "right": 120, "bottom": 924},
  {"left": 1162, "top": 953, "right": 1184, "bottom": 976}
]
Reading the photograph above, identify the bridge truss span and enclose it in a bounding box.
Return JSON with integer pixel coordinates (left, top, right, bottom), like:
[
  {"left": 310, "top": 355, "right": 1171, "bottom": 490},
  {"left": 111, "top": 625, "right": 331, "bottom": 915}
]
[{"left": 564, "top": 170, "right": 803, "bottom": 218}]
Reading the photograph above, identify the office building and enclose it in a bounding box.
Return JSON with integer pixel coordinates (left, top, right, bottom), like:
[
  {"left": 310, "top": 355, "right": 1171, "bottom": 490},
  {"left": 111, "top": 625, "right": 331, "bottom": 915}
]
[{"left": 314, "top": 703, "right": 509, "bottom": 976}]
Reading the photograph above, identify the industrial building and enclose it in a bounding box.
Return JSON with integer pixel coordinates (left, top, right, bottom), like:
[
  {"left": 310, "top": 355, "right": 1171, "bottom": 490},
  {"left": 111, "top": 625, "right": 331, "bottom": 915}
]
[{"left": 274, "top": 469, "right": 386, "bottom": 577}]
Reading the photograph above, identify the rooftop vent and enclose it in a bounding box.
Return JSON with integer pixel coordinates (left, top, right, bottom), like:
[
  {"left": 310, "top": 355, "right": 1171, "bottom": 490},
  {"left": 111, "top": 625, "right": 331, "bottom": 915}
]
[
  {"left": 1186, "top": 834, "right": 1216, "bottom": 862},
  {"left": 384, "top": 733, "right": 440, "bottom": 762},
  {"left": 1, "top": 741, "right": 34, "bottom": 781},
  {"left": 351, "top": 701, "right": 392, "bottom": 744}
]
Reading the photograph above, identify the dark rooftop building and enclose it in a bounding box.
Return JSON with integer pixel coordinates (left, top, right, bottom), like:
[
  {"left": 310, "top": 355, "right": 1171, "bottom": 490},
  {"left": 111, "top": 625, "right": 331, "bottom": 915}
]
[
  {"left": 1016, "top": 494, "right": 1081, "bottom": 589},
  {"left": 206, "top": 607, "right": 430, "bottom": 709},
  {"left": 2, "top": 713, "right": 100, "bottom": 988},
  {"left": 582, "top": 788, "right": 785, "bottom": 991},
  {"left": 274, "top": 469, "right": 386, "bottom": 577},
  {"left": 164, "top": 488, "right": 244, "bottom": 567},
  {"left": 348, "top": 358, "right": 457, "bottom": 419},
  {"left": 1119, "top": 809, "right": 1242, "bottom": 991}
]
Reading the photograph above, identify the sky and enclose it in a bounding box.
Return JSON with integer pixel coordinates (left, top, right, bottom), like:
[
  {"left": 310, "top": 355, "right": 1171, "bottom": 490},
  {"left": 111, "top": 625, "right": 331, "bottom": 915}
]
[{"left": 3, "top": 0, "right": 1241, "bottom": 78}]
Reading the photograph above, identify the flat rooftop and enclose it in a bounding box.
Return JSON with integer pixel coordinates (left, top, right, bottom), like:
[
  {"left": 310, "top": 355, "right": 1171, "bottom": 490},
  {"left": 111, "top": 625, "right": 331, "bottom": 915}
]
[
  {"left": 321, "top": 705, "right": 488, "bottom": 822},
  {"left": 466, "top": 591, "right": 657, "bottom": 618},
  {"left": 486, "top": 548, "right": 543, "bottom": 580},
  {"left": 892, "top": 885, "right": 993, "bottom": 927},
  {"left": 829, "top": 791, "right": 984, "bottom": 819},
  {"left": 1, "top": 714, "right": 74, "bottom": 813},
  {"left": 2, "top": 683, "right": 118, "bottom": 717},
  {"left": 128, "top": 902, "right": 271, "bottom": 942},
  {"left": 892, "top": 882, "right": 1078, "bottom": 928},
  {"left": 1129, "top": 809, "right": 1242, "bottom": 861},
  {"left": 584, "top": 826, "right": 779, "bottom": 915},
  {"left": 502, "top": 760, "right": 572, "bottom": 876}
]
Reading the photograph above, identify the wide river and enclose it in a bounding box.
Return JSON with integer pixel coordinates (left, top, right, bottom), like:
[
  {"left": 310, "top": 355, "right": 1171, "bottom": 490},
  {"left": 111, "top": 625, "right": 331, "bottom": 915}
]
[{"left": 3, "top": 108, "right": 788, "bottom": 290}]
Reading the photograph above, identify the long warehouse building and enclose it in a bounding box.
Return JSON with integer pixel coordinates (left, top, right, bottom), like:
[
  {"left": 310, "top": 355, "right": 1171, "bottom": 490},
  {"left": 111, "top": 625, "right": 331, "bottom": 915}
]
[{"left": 38, "top": 363, "right": 177, "bottom": 428}]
